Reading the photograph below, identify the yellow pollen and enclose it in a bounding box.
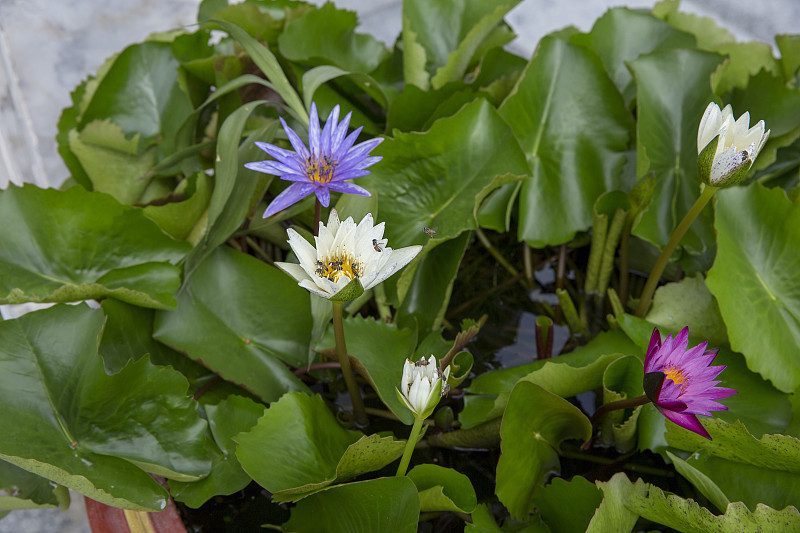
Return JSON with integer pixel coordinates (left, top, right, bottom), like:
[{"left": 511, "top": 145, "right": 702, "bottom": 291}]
[
  {"left": 316, "top": 254, "right": 362, "bottom": 283},
  {"left": 664, "top": 365, "right": 689, "bottom": 392},
  {"left": 307, "top": 157, "right": 335, "bottom": 184}
]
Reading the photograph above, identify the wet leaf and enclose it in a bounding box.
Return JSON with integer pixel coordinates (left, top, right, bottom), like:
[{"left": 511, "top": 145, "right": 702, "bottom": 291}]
[
  {"left": 155, "top": 247, "right": 311, "bottom": 403},
  {"left": 0, "top": 185, "right": 188, "bottom": 310},
  {"left": 500, "top": 36, "right": 635, "bottom": 247},
  {"left": 0, "top": 305, "right": 213, "bottom": 511}
]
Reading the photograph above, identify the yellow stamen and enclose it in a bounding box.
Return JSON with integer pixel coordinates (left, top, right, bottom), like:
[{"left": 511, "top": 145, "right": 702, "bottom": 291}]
[
  {"left": 316, "top": 253, "right": 362, "bottom": 283},
  {"left": 306, "top": 157, "right": 335, "bottom": 184},
  {"left": 664, "top": 365, "right": 689, "bottom": 393}
]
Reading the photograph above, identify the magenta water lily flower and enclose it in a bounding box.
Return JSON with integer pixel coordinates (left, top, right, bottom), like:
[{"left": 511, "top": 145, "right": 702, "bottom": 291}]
[
  {"left": 245, "top": 103, "right": 383, "bottom": 218},
  {"left": 643, "top": 327, "right": 736, "bottom": 439}
]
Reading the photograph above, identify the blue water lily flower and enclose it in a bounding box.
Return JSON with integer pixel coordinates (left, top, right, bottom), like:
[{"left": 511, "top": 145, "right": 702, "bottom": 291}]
[{"left": 245, "top": 103, "right": 383, "bottom": 218}]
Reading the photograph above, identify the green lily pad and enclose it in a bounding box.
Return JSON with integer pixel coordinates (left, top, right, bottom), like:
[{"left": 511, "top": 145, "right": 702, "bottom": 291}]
[
  {"left": 154, "top": 247, "right": 311, "bottom": 403},
  {"left": 79, "top": 40, "right": 192, "bottom": 150},
  {"left": 0, "top": 184, "right": 189, "bottom": 310},
  {"left": 0, "top": 304, "right": 213, "bottom": 511},
  {"left": 283, "top": 477, "right": 420, "bottom": 533},
  {"left": 496, "top": 381, "right": 591, "bottom": 520},
  {"left": 570, "top": 7, "right": 696, "bottom": 103},
  {"left": 235, "top": 392, "right": 361, "bottom": 500},
  {"left": 707, "top": 184, "right": 800, "bottom": 393},
  {"left": 143, "top": 172, "right": 212, "bottom": 241},
  {"left": 666, "top": 450, "right": 730, "bottom": 512},
  {"left": 235, "top": 393, "right": 404, "bottom": 502},
  {"left": 408, "top": 464, "right": 477, "bottom": 513},
  {"left": 498, "top": 35, "right": 635, "bottom": 247},
  {"left": 680, "top": 450, "right": 800, "bottom": 512},
  {"left": 666, "top": 418, "right": 800, "bottom": 474},
  {"left": 171, "top": 395, "right": 265, "bottom": 508},
  {"left": 334, "top": 434, "right": 406, "bottom": 483},
  {"left": 278, "top": 2, "right": 389, "bottom": 73},
  {"left": 646, "top": 274, "right": 728, "bottom": 347},
  {"left": 68, "top": 121, "right": 156, "bottom": 204},
  {"left": 402, "top": 0, "right": 521, "bottom": 90},
  {"left": 360, "top": 98, "right": 529, "bottom": 248},
  {"left": 628, "top": 48, "right": 724, "bottom": 254},
  {"left": 535, "top": 476, "right": 603, "bottom": 533},
  {"left": 0, "top": 461, "right": 69, "bottom": 512},
  {"left": 590, "top": 472, "right": 800, "bottom": 532}
]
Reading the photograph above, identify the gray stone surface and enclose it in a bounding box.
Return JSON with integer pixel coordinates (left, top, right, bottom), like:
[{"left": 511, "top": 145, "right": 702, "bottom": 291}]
[{"left": 0, "top": 0, "right": 796, "bottom": 531}]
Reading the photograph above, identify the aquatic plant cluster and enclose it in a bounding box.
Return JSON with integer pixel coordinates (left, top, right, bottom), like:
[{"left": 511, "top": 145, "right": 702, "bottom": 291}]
[{"left": 1, "top": 1, "right": 799, "bottom": 531}]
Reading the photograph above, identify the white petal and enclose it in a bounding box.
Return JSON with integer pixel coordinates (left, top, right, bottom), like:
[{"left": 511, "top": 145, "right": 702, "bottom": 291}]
[
  {"left": 363, "top": 245, "right": 422, "bottom": 290},
  {"left": 697, "top": 102, "right": 721, "bottom": 153},
  {"left": 275, "top": 261, "right": 313, "bottom": 284},
  {"left": 415, "top": 379, "right": 432, "bottom": 411},
  {"left": 287, "top": 229, "right": 319, "bottom": 269},
  {"left": 753, "top": 127, "right": 770, "bottom": 160},
  {"left": 316, "top": 225, "right": 336, "bottom": 255},
  {"left": 298, "top": 279, "right": 333, "bottom": 299},
  {"left": 733, "top": 111, "right": 751, "bottom": 138},
  {"left": 327, "top": 209, "right": 341, "bottom": 235}
]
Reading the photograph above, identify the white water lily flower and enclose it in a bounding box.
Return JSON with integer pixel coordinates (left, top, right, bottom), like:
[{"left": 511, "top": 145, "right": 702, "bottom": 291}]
[
  {"left": 396, "top": 356, "right": 450, "bottom": 420},
  {"left": 697, "top": 102, "right": 770, "bottom": 187},
  {"left": 275, "top": 209, "right": 422, "bottom": 302}
]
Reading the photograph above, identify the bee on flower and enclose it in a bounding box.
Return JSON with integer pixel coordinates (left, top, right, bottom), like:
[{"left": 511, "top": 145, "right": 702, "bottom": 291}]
[{"left": 275, "top": 209, "right": 421, "bottom": 302}]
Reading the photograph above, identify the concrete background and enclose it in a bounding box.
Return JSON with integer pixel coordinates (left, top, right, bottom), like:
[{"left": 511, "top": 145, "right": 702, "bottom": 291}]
[{"left": 0, "top": 0, "right": 797, "bottom": 531}]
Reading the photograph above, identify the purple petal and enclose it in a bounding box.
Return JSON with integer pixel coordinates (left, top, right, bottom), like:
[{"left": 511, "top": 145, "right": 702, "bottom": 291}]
[
  {"left": 254, "top": 141, "right": 302, "bottom": 167},
  {"left": 320, "top": 105, "right": 340, "bottom": 157},
  {"left": 331, "top": 169, "right": 371, "bottom": 182},
  {"left": 657, "top": 399, "right": 688, "bottom": 412},
  {"left": 331, "top": 111, "right": 353, "bottom": 154},
  {"left": 325, "top": 181, "right": 371, "bottom": 196},
  {"left": 335, "top": 155, "right": 382, "bottom": 175},
  {"left": 659, "top": 408, "right": 712, "bottom": 439},
  {"left": 336, "top": 127, "right": 363, "bottom": 158},
  {"left": 643, "top": 328, "right": 662, "bottom": 371},
  {"left": 278, "top": 174, "right": 316, "bottom": 183},
  {"left": 280, "top": 118, "right": 310, "bottom": 160},
  {"left": 245, "top": 160, "right": 302, "bottom": 177},
  {"left": 315, "top": 186, "right": 331, "bottom": 207},
  {"left": 263, "top": 182, "right": 315, "bottom": 217},
  {"left": 309, "top": 103, "right": 321, "bottom": 159}
]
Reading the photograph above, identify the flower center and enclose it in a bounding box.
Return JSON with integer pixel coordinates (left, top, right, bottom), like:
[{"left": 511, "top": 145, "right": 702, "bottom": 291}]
[
  {"left": 306, "top": 156, "right": 335, "bottom": 184},
  {"left": 315, "top": 253, "right": 362, "bottom": 283},
  {"left": 664, "top": 365, "right": 689, "bottom": 393}
]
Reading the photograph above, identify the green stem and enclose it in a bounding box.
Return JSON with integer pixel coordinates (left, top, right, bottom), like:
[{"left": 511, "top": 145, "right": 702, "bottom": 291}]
[
  {"left": 332, "top": 301, "right": 368, "bottom": 427},
  {"left": 635, "top": 186, "right": 716, "bottom": 318},
  {"left": 396, "top": 417, "right": 424, "bottom": 477},
  {"left": 618, "top": 216, "right": 633, "bottom": 308},
  {"left": 581, "top": 394, "right": 650, "bottom": 450}
]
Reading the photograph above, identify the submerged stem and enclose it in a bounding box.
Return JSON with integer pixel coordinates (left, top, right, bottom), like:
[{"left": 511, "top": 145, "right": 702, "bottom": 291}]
[
  {"left": 396, "top": 417, "right": 424, "bottom": 477},
  {"left": 332, "top": 301, "right": 368, "bottom": 427},
  {"left": 635, "top": 186, "right": 716, "bottom": 317}
]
